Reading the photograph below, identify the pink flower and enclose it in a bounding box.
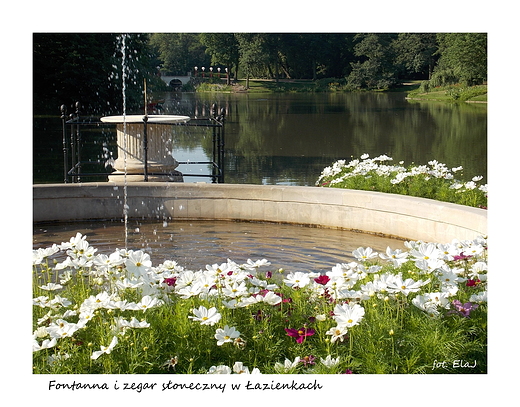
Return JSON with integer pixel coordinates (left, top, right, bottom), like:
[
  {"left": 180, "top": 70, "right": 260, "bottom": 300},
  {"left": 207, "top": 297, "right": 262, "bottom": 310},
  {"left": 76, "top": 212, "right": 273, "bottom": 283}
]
[
  {"left": 300, "top": 355, "right": 316, "bottom": 367},
  {"left": 448, "top": 300, "right": 479, "bottom": 317},
  {"left": 285, "top": 327, "right": 315, "bottom": 343},
  {"left": 314, "top": 275, "right": 330, "bottom": 285}
]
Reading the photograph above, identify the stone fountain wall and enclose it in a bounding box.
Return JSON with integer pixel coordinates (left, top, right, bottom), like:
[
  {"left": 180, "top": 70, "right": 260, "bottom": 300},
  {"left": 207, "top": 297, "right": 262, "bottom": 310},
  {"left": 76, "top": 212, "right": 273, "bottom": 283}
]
[{"left": 33, "top": 183, "right": 487, "bottom": 243}]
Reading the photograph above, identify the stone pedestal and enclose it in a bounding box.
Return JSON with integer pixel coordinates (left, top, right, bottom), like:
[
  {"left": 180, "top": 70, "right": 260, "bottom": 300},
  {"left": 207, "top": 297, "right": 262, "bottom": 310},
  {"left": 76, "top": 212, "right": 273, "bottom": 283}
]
[{"left": 100, "top": 115, "right": 190, "bottom": 182}]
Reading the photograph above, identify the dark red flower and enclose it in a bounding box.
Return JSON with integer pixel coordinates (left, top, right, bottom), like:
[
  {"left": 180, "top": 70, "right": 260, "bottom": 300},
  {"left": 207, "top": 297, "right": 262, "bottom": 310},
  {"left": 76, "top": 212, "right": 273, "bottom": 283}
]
[
  {"left": 466, "top": 279, "right": 481, "bottom": 287},
  {"left": 314, "top": 275, "right": 330, "bottom": 285},
  {"left": 285, "top": 327, "right": 315, "bottom": 343}
]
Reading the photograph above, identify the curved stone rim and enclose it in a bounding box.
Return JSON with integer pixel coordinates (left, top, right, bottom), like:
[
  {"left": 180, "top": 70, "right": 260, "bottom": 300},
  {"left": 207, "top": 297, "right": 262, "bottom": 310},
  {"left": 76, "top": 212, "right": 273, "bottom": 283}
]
[{"left": 33, "top": 183, "right": 487, "bottom": 243}]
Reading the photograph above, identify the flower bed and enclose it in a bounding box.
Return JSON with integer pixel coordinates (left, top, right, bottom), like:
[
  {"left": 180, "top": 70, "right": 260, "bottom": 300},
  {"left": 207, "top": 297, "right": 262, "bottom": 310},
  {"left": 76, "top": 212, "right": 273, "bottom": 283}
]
[
  {"left": 316, "top": 154, "right": 487, "bottom": 209},
  {"left": 33, "top": 232, "right": 487, "bottom": 374}
]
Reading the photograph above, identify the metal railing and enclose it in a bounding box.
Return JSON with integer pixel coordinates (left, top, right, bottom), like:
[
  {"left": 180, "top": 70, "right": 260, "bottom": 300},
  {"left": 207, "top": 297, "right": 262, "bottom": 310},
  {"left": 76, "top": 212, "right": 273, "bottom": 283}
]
[{"left": 61, "top": 102, "right": 226, "bottom": 183}]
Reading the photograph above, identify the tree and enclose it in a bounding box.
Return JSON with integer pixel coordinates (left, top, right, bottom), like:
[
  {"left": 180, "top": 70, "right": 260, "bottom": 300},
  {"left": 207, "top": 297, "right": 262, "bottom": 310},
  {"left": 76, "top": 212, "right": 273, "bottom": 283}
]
[
  {"left": 199, "top": 33, "right": 240, "bottom": 85},
  {"left": 33, "top": 33, "right": 157, "bottom": 115},
  {"left": 346, "top": 33, "right": 399, "bottom": 90},
  {"left": 235, "top": 34, "right": 268, "bottom": 88},
  {"left": 433, "top": 33, "right": 487, "bottom": 86},
  {"left": 149, "top": 33, "right": 208, "bottom": 76},
  {"left": 393, "top": 33, "right": 438, "bottom": 79}
]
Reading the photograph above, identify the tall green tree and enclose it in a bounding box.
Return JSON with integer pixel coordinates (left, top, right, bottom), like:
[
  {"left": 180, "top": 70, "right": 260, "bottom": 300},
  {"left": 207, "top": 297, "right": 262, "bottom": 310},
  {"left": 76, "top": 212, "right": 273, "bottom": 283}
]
[
  {"left": 433, "top": 33, "right": 487, "bottom": 86},
  {"left": 199, "top": 33, "right": 240, "bottom": 85},
  {"left": 347, "top": 33, "right": 399, "bottom": 90},
  {"left": 393, "top": 33, "right": 438, "bottom": 79},
  {"left": 235, "top": 34, "right": 268, "bottom": 88},
  {"left": 149, "top": 33, "right": 208, "bottom": 76}
]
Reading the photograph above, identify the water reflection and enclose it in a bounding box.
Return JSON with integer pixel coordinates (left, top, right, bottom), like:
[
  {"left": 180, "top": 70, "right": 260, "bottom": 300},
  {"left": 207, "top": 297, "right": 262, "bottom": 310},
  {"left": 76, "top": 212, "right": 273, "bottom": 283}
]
[
  {"left": 33, "top": 92, "right": 486, "bottom": 185},
  {"left": 33, "top": 220, "right": 405, "bottom": 274}
]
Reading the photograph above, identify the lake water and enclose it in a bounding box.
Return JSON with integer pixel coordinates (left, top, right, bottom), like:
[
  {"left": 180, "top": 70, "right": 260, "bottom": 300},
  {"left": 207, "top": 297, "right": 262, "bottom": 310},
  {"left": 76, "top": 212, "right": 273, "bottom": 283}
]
[{"left": 33, "top": 91, "right": 487, "bottom": 185}]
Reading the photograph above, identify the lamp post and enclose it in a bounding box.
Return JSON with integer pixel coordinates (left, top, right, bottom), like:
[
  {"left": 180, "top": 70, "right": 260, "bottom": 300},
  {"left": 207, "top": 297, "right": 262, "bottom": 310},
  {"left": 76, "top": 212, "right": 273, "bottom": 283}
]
[{"left": 194, "top": 66, "right": 198, "bottom": 77}]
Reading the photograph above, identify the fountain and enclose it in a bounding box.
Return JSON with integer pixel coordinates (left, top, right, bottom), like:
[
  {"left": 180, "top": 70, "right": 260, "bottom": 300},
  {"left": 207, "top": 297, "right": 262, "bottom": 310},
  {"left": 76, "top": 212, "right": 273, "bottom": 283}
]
[
  {"left": 33, "top": 34, "right": 488, "bottom": 270},
  {"left": 100, "top": 114, "right": 190, "bottom": 182}
]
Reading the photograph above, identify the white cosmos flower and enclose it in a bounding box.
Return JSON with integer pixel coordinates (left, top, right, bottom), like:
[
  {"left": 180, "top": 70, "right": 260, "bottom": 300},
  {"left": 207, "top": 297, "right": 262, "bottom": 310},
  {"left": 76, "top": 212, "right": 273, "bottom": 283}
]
[
  {"left": 135, "top": 295, "right": 161, "bottom": 311},
  {"left": 352, "top": 247, "right": 378, "bottom": 262},
  {"left": 469, "top": 291, "right": 487, "bottom": 303},
  {"left": 91, "top": 336, "right": 118, "bottom": 360},
  {"left": 325, "top": 325, "right": 349, "bottom": 343},
  {"left": 379, "top": 247, "right": 409, "bottom": 267},
  {"left": 38, "top": 283, "right": 63, "bottom": 291},
  {"left": 274, "top": 357, "right": 301, "bottom": 373},
  {"left": 33, "top": 337, "right": 58, "bottom": 352},
  {"left": 207, "top": 365, "right": 232, "bottom": 374},
  {"left": 333, "top": 302, "right": 365, "bottom": 328},
  {"left": 320, "top": 355, "right": 340, "bottom": 368},
  {"left": 125, "top": 250, "right": 152, "bottom": 277},
  {"left": 283, "top": 272, "right": 310, "bottom": 288},
  {"left": 215, "top": 325, "right": 241, "bottom": 346},
  {"left": 386, "top": 275, "right": 430, "bottom": 296},
  {"left": 259, "top": 291, "right": 282, "bottom": 305},
  {"left": 188, "top": 306, "right": 222, "bottom": 326}
]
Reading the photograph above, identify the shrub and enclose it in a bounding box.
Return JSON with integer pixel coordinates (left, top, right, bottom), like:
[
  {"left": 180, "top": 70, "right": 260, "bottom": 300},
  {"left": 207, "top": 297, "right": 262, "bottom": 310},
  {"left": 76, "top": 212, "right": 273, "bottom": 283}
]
[{"left": 316, "top": 154, "right": 487, "bottom": 209}]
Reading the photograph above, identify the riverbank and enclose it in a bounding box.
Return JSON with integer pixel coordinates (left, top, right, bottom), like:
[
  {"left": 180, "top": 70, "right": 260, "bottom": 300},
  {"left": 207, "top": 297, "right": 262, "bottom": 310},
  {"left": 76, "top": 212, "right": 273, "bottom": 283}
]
[
  {"left": 192, "top": 79, "right": 487, "bottom": 103},
  {"left": 406, "top": 83, "right": 487, "bottom": 103}
]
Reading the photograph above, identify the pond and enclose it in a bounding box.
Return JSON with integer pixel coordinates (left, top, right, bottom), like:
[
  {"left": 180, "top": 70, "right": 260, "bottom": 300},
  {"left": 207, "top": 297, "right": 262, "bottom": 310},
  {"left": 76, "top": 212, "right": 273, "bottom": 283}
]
[{"left": 33, "top": 91, "right": 487, "bottom": 185}]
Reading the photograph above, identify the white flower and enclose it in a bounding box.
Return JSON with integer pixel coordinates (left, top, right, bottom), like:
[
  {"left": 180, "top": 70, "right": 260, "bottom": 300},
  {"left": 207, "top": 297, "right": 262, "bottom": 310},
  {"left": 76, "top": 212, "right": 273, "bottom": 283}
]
[
  {"left": 39, "top": 283, "right": 63, "bottom": 291},
  {"left": 283, "top": 271, "right": 310, "bottom": 288},
  {"left": 352, "top": 247, "right": 378, "bottom": 262},
  {"left": 325, "top": 325, "right": 348, "bottom": 343},
  {"left": 33, "top": 337, "right": 58, "bottom": 352},
  {"left": 386, "top": 274, "right": 430, "bottom": 296},
  {"left": 46, "top": 319, "right": 81, "bottom": 339},
  {"left": 215, "top": 325, "right": 241, "bottom": 346},
  {"left": 135, "top": 295, "right": 161, "bottom": 311},
  {"left": 207, "top": 365, "right": 232, "bottom": 374},
  {"left": 91, "top": 336, "right": 118, "bottom": 360},
  {"left": 274, "top": 357, "right": 301, "bottom": 373},
  {"left": 333, "top": 302, "right": 365, "bottom": 328},
  {"left": 379, "top": 247, "right": 409, "bottom": 267},
  {"left": 320, "top": 355, "right": 340, "bottom": 368},
  {"left": 125, "top": 250, "right": 152, "bottom": 277},
  {"left": 258, "top": 291, "right": 282, "bottom": 305},
  {"left": 188, "top": 306, "right": 222, "bottom": 326},
  {"left": 469, "top": 291, "right": 487, "bottom": 303}
]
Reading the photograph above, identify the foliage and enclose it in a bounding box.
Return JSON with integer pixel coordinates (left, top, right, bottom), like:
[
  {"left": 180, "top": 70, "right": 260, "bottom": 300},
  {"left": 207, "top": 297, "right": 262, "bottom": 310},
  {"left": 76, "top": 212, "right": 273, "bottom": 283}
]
[
  {"left": 33, "top": 33, "right": 160, "bottom": 115},
  {"left": 346, "top": 34, "right": 400, "bottom": 90},
  {"left": 408, "top": 83, "right": 488, "bottom": 102},
  {"left": 435, "top": 33, "right": 487, "bottom": 86},
  {"left": 149, "top": 33, "right": 209, "bottom": 76},
  {"left": 317, "top": 154, "right": 487, "bottom": 209},
  {"left": 33, "top": 233, "right": 487, "bottom": 374}
]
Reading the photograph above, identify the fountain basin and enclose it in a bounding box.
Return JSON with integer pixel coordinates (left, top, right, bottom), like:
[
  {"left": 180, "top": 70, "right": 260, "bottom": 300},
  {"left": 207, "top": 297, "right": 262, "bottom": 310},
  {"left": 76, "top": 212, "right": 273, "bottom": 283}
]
[{"left": 33, "top": 183, "right": 487, "bottom": 243}]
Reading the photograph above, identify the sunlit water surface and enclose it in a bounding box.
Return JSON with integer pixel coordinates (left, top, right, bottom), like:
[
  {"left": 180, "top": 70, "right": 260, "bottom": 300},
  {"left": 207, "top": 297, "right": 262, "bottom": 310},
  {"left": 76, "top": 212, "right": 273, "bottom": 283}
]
[{"left": 33, "top": 220, "right": 405, "bottom": 274}]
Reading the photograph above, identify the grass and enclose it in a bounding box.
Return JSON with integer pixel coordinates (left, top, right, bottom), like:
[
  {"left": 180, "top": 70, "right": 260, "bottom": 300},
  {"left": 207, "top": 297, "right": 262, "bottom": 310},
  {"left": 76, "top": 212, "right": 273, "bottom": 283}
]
[
  {"left": 407, "top": 83, "right": 487, "bottom": 103},
  {"left": 33, "top": 232, "right": 487, "bottom": 374}
]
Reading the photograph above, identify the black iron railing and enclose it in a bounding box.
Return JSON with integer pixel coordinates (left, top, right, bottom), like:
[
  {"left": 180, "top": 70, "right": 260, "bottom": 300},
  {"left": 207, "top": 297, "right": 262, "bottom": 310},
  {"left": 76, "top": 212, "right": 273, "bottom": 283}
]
[{"left": 61, "top": 102, "right": 226, "bottom": 183}]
